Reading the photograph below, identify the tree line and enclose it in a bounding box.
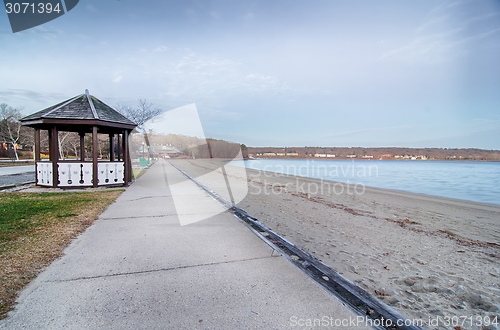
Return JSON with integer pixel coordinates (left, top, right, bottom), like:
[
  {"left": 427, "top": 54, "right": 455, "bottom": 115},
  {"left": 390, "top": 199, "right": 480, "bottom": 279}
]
[
  {"left": 1, "top": 100, "right": 248, "bottom": 161},
  {"left": 248, "top": 146, "right": 500, "bottom": 161}
]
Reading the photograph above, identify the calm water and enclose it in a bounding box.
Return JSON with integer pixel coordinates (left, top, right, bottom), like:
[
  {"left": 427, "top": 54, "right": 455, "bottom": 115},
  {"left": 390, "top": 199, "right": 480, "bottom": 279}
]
[{"left": 240, "top": 159, "right": 500, "bottom": 206}]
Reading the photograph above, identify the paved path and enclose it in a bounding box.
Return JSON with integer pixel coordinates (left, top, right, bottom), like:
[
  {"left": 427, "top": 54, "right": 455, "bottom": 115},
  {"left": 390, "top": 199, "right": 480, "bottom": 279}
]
[
  {"left": 0, "top": 165, "right": 35, "bottom": 188},
  {"left": 0, "top": 165, "right": 34, "bottom": 176},
  {"left": 0, "top": 159, "right": 369, "bottom": 329},
  {"left": 0, "top": 173, "right": 35, "bottom": 187}
]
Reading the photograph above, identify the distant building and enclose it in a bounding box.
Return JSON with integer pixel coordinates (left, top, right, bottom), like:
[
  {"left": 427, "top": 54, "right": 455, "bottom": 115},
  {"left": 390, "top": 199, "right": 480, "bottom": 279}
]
[
  {"left": 149, "top": 144, "right": 184, "bottom": 158},
  {"left": 315, "top": 153, "right": 335, "bottom": 158}
]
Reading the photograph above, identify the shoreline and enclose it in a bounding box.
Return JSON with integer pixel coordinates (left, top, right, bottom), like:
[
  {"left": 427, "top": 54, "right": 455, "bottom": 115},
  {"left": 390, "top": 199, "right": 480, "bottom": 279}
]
[
  {"left": 242, "top": 167, "right": 500, "bottom": 245},
  {"left": 248, "top": 157, "right": 500, "bottom": 162},
  {"left": 244, "top": 156, "right": 500, "bottom": 163},
  {"left": 240, "top": 158, "right": 500, "bottom": 207},
  {"left": 246, "top": 167, "right": 500, "bottom": 210},
  {"left": 170, "top": 159, "right": 500, "bottom": 330}
]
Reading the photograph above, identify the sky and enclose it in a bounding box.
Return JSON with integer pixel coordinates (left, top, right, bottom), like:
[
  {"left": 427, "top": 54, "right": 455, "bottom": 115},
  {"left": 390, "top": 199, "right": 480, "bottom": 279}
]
[{"left": 1, "top": 0, "right": 499, "bottom": 149}]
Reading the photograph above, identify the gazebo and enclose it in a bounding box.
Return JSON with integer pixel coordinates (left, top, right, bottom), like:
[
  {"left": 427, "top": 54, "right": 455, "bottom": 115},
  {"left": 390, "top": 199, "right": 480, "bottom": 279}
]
[{"left": 20, "top": 90, "right": 137, "bottom": 188}]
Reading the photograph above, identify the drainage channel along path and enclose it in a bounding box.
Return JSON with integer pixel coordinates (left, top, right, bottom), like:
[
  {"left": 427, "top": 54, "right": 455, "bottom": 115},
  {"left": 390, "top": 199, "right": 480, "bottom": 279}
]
[
  {"left": 0, "top": 159, "right": 371, "bottom": 330},
  {"left": 168, "top": 159, "right": 500, "bottom": 330}
]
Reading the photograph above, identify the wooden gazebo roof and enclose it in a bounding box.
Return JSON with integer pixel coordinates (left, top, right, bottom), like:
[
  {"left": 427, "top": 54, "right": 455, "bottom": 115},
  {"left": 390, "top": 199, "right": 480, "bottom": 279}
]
[{"left": 20, "top": 90, "right": 136, "bottom": 132}]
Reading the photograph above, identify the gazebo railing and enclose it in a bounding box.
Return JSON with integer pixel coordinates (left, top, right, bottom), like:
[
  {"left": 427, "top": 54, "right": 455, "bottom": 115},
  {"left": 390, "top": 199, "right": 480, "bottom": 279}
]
[{"left": 36, "top": 161, "right": 124, "bottom": 187}]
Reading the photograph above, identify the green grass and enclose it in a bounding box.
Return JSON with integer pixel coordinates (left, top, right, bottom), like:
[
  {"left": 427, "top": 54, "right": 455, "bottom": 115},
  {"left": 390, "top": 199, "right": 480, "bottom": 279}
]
[
  {"left": 0, "top": 190, "right": 123, "bottom": 318},
  {"left": 132, "top": 168, "right": 146, "bottom": 179},
  {"left": 0, "top": 193, "right": 96, "bottom": 252},
  {"left": 0, "top": 161, "right": 34, "bottom": 168}
]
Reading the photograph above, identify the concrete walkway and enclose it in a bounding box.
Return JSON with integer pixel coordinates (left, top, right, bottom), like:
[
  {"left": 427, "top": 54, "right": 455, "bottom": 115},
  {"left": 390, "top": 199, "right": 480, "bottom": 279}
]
[{"left": 0, "top": 160, "right": 369, "bottom": 329}]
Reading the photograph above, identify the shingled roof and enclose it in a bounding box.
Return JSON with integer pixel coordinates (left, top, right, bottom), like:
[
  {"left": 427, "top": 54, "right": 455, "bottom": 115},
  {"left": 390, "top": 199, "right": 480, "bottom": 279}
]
[{"left": 21, "top": 90, "right": 137, "bottom": 129}]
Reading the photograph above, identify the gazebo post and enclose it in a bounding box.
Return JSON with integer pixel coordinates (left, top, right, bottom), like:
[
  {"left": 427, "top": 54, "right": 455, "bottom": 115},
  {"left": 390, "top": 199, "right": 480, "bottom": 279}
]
[
  {"left": 122, "top": 130, "right": 129, "bottom": 186},
  {"left": 50, "top": 126, "right": 59, "bottom": 188},
  {"left": 92, "top": 126, "right": 98, "bottom": 188},
  {"left": 79, "top": 132, "right": 85, "bottom": 161},
  {"left": 33, "top": 128, "right": 40, "bottom": 185},
  {"left": 117, "top": 134, "right": 121, "bottom": 161},
  {"left": 109, "top": 134, "right": 115, "bottom": 161},
  {"left": 34, "top": 128, "right": 40, "bottom": 162}
]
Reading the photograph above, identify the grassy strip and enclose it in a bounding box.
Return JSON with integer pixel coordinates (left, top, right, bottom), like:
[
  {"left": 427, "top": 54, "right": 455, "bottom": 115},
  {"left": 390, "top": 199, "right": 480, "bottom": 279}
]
[
  {"left": 0, "top": 190, "right": 123, "bottom": 319},
  {"left": 0, "top": 162, "right": 34, "bottom": 168},
  {"left": 132, "top": 168, "right": 146, "bottom": 180}
]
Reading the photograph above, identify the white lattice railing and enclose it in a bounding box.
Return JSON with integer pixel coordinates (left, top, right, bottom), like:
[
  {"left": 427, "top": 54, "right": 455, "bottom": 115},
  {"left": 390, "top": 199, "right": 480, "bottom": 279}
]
[
  {"left": 37, "top": 162, "right": 124, "bottom": 187},
  {"left": 96, "top": 162, "right": 125, "bottom": 186},
  {"left": 36, "top": 162, "right": 53, "bottom": 186}
]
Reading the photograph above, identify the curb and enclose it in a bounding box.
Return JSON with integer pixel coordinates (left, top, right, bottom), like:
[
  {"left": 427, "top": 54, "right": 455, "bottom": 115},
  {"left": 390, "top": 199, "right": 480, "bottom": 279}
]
[{"left": 0, "top": 181, "right": 36, "bottom": 191}]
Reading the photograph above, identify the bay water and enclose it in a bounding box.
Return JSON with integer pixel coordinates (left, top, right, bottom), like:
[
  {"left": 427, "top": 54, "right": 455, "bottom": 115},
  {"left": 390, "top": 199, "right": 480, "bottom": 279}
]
[{"left": 241, "top": 159, "right": 500, "bottom": 206}]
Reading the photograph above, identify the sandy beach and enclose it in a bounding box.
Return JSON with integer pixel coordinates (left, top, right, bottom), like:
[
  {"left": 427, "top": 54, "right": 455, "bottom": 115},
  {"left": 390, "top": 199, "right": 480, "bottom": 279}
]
[{"left": 170, "top": 159, "right": 500, "bottom": 329}]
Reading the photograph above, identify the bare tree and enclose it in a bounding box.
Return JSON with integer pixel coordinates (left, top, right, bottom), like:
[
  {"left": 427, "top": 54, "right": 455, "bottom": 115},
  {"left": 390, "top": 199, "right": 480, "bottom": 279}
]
[
  {"left": 66, "top": 133, "right": 81, "bottom": 159},
  {"left": 116, "top": 99, "right": 163, "bottom": 160},
  {"left": 116, "top": 99, "right": 163, "bottom": 130},
  {"left": 98, "top": 134, "right": 109, "bottom": 159},
  {"left": 0, "top": 103, "right": 24, "bottom": 160},
  {"left": 58, "top": 132, "right": 71, "bottom": 159},
  {"left": 58, "top": 132, "right": 80, "bottom": 159}
]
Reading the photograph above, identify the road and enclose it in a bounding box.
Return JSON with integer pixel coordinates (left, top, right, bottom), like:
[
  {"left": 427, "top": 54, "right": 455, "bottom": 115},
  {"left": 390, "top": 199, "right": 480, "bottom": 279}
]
[
  {"left": 0, "top": 165, "right": 35, "bottom": 176},
  {"left": 0, "top": 165, "right": 35, "bottom": 187}
]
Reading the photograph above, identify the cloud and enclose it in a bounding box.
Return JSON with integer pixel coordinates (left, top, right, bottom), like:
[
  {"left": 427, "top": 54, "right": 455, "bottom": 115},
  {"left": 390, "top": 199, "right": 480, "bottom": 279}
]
[
  {"left": 154, "top": 46, "right": 169, "bottom": 52},
  {"left": 244, "top": 74, "right": 283, "bottom": 91},
  {"left": 14, "top": 25, "right": 62, "bottom": 40},
  {"left": 0, "top": 89, "right": 64, "bottom": 102},
  {"left": 199, "top": 107, "right": 241, "bottom": 120},
  {"left": 0, "top": 89, "right": 67, "bottom": 113},
  {"left": 449, "top": 27, "right": 500, "bottom": 47},
  {"left": 380, "top": 1, "right": 500, "bottom": 64},
  {"left": 379, "top": 29, "right": 463, "bottom": 64},
  {"left": 463, "top": 12, "right": 500, "bottom": 25},
  {"left": 113, "top": 75, "right": 123, "bottom": 83}
]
